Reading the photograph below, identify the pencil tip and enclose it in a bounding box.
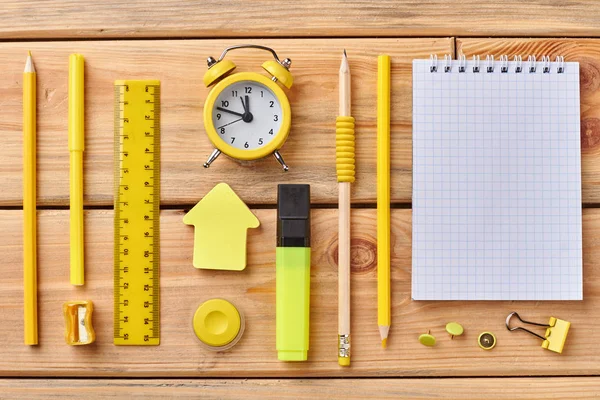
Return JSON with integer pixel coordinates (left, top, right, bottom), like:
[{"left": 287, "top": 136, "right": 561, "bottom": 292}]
[
  {"left": 381, "top": 338, "right": 387, "bottom": 348},
  {"left": 24, "top": 51, "right": 35, "bottom": 73},
  {"left": 28, "top": 50, "right": 32, "bottom": 57},
  {"left": 340, "top": 50, "right": 349, "bottom": 72}
]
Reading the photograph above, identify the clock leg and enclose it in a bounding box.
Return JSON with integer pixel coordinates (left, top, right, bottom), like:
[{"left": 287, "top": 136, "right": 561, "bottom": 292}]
[
  {"left": 273, "top": 150, "right": 289, "bottom": 172},
  {"left": 203, "top": 149, "right": 222, "bottom": 168}
]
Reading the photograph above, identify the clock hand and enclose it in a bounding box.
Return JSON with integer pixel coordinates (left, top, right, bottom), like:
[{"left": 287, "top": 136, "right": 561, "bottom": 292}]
[
  {"left": 217, "top": 117, "right": 243, "bottom": 130},
  {"left": 216, "top": 107, "right": 244, "bottom": 118},
  {"left": 238, "top": 95, "right": 253, "bottom": 123}
]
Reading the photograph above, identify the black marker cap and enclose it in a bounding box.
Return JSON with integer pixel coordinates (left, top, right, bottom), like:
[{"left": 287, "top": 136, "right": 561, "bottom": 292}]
[{"left": 277, "top": 184, "right": 311, "bottom": 247}]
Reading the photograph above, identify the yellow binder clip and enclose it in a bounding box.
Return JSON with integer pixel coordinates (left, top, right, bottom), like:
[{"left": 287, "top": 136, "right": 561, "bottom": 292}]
[{"left": 506, "top": 312, "right": 570, "bottom": 354}]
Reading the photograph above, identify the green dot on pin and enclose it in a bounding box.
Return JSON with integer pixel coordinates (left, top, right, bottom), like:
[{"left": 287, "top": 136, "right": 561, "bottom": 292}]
[
  {"left": 419, "top": 331, "right": 436, "bottom": 347},
  {"left": 446, "top": 322, "right": 464, "bottom": 339}
]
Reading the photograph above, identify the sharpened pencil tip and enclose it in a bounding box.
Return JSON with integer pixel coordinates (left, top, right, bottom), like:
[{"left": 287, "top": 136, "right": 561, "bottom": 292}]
[
  {"left": 28, "top": 50, "right": 31, "bottom": 57},
  {"left": 340, "top": 50, "right": 349, "bottom": 73},
  {"left": 381, "top": 338, "right": 387, "bottom": 348},
  {"left": 24, "top": 52, "right": 35, "bottom": 73}
]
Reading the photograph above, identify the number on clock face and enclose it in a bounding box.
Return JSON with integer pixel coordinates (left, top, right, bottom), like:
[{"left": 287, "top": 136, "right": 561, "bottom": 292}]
[{"left": 212, "top": 80, "right": 283, "bottom": 150}]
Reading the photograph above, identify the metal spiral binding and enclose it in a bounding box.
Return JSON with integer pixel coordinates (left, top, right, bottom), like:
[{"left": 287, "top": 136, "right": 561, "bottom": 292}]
[
  {"left": 486, "top": 55, "right": 494, "bottom": 73},
  {"left": 500, "top": 55, "right": 508, "bottom": 73},
  {"left": 458, "top": 55, "right": 466, "bottom": 73},
  {"left": 542, "top": 55, "right": 551, "bottom": 73},
  {"left": 528, "top": 55, "right": 537, "bottom": 73},
  {"left": 473, "top": 55, "right": 480, "bottom": 73},
  {"left": 428, "top": 54, "right": 566, "bottom": 74},
  {"left": 514, "top": 55, "right": 523, "bottom": 73},
  {"left": 444, "top": 54, "right": 452, "bottom": 73},
  {"left": 430, "top": 54, "right": 438, "bottom": 72},
  {"left": 556, "top": 56, "right": 565, "bottom": 73}
]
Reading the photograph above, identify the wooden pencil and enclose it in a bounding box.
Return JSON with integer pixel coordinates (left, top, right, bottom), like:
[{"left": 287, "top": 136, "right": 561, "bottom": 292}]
[
  {"left": 23, "top": 51, "right": 38, "bottom": 345},
  {"left": 377, "top": 54, "right": 391, "bottom": 348},
  {"left": 337, "top": 50, "right": 354, "bottom": 366}
]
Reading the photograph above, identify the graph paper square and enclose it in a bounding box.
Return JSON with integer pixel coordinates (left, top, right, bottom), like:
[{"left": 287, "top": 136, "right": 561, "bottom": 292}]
[{"left": 412, "top": 59, "right": 582, "bottom": 300}]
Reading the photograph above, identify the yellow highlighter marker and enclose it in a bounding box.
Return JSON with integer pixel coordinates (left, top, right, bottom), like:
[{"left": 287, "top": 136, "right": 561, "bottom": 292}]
[
  {"left": 23, "top": 51, "right": 38, "bottom": 345},
  {"left": 276, "top": 184, "right": 311, "bottom": 361},
  {"left": 69, "top": 54, "right": 85, "bottom": 286},
  {"left": 377, "top": 54, "right": 391, "bottom": 348}
]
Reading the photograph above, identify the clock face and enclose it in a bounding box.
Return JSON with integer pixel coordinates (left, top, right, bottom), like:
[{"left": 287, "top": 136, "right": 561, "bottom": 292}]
[{"left": 211, "top": 80, "right": 283, "bottom": 151}]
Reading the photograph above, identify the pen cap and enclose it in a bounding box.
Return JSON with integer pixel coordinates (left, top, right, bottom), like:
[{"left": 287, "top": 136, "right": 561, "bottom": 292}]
[
  {"left": 277, "top": 184, "right": 311, "bottom": 247},
  {"left": 68, "top": 54, "right": 85, "bottom": 151}
]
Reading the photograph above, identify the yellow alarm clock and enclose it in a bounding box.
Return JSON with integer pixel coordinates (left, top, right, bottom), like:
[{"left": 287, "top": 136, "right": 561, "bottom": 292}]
[{"left": 202, "top": 45, "right": 293, "bottom": 171}]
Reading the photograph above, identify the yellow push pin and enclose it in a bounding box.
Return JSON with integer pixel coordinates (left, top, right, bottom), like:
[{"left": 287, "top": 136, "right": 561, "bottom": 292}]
[
  {"left": 419, "top": 330, "right": 436, "bottom": 347},
  {"left": 478, "top": 332, "right": 496, "bottom": 350},
  {"left": 446, "top": 322, "right": 464, "bottom": 339}
]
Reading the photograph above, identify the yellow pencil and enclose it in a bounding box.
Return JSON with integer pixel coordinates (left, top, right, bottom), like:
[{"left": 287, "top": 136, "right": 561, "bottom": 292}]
[
  {"left": 337, "top": 50, "right": 354, "bottom": 366},
  {"left": 377, "top": 54, "right": 391, "bottom": 348},
  {"left": 23, "top": 51, "right": 38, "bottom": 345},
  {"left": 69, "top": 54, "right": 85, "bottom": 286}
]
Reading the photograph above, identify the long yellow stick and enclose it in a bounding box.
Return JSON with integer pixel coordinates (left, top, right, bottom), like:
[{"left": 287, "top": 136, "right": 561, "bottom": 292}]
[
  {"left": 337, "top": 50, "right": 354, "bottom": 366},
  {"left": 23, "top": 51, "right": 38, "bottom": 345},
  {"left": 69, "top": 54, "right": 85, "bottom": 286},
  {"left": 377, "top": 54, "right": 391, "bottom": 348}
]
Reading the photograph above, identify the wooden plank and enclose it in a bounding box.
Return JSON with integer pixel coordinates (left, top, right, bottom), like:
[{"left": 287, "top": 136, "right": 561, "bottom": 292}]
[
  {"left": 456, "top": 38, "right": 600, "bottom": 205},
  {"left": 1, "top": 208, "right": 599, "bottom": 377},
  {"left": 1, "top": 377, "right": 599, "bottom": 399},
  {"left": 0, "top": 38, "right": 452, "bottom": 207},
  {"left": 1, "top": 1, "right": 600, "bottom": 39}
]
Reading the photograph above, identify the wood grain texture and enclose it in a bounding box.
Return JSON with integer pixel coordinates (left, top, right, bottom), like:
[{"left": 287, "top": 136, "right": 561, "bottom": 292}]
[
  {"left": 1, "top": 378, "right": 599, "bottom": 399},
  {"left": 0, "top": 38, "right": 453, "bottom": 206},
  {"left": 457, "top": 38, "right": 600, "bottom": 205},
  {"left": 1, "top": 1, "right": 600, "bottom": 39},
  {"left": 1, "top": 208, "right": 599, "bottom": 377}
]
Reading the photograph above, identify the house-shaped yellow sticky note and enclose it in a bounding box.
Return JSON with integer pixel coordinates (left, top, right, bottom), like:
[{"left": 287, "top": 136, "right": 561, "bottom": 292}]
[{"left": 183, "top": 183, "right": 260, "bottom": 271}]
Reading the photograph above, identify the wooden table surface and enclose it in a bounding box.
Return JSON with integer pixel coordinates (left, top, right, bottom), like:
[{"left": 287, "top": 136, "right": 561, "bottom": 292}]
[{"left": 2, "top": 1, "right": 600, "bottom": 399}]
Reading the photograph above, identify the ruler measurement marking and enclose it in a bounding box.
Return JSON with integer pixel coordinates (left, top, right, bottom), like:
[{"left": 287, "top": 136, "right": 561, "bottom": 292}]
[{"left": 114, "top": 80, "right": 160, "bottom": 345}]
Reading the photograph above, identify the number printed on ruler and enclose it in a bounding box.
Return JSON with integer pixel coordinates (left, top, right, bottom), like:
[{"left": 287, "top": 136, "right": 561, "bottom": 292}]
[{"left": 114, "top": 80, "right": 160, "bottom": 345}]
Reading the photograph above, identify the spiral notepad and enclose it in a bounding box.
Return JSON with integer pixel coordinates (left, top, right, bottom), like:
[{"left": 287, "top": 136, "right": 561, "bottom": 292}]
[{"left": 412, "top": 55, "right": 582, "bottom": 300}]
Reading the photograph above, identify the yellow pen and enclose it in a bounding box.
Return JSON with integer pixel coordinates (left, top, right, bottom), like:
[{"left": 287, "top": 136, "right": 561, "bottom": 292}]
[
  {"left": 377, "top": 54, "right": 391, "bottom": 348},
  {"left": 23, "top": 51, "right": 38, "bottom": 345},
  {"left": 69, "top": 54, "right": 85, "bottom": 286}
]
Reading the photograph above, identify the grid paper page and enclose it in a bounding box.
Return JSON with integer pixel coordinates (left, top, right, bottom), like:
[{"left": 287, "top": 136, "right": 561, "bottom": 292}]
[{"left": 412, "top": 59, "right": 582, "bottom": 300}]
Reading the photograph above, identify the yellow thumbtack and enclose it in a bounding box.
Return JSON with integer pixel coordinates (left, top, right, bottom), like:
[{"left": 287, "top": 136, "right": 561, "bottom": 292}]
[
  {"left": 478, "top": 332, "right": 496, "bottom": 350},
  {"left": 419, "top": 330, "right": 436, "bottom": 347},
  {"left": 446, "top": 322, "right": 464, "bottom": 339}
]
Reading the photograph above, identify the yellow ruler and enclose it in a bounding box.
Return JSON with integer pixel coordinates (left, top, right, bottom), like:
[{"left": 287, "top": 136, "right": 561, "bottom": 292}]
[{"left": 114, "top": 80, "right": 160, "bottom": 345}]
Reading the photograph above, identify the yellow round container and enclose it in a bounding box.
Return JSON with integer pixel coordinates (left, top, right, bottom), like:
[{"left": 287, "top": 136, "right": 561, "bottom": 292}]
[{"left": 193, "top": 298, "right": 244, "bottom": 351}]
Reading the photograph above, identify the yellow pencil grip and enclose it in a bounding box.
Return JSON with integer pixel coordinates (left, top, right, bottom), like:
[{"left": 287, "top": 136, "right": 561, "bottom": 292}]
[{"left": 336, "top": 116, "right": 356, "bottom": 183}]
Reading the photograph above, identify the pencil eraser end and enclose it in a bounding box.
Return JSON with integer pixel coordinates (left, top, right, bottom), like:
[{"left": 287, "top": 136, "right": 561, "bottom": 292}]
[
  {"left": 338, "top": 357, "right": 350, "bottom": 366},
  {"left": 278, "top": 350, "right": 307, "bottom": 361}
]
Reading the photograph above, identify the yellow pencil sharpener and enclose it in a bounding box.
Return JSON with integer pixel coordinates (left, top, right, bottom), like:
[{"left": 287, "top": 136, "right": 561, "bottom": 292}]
[
  {"left": 63, "top": 300, "right": 95, "bottom": 345},
  {"left": 193, "top": 298, "right": 245, "bottom": 351}
]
